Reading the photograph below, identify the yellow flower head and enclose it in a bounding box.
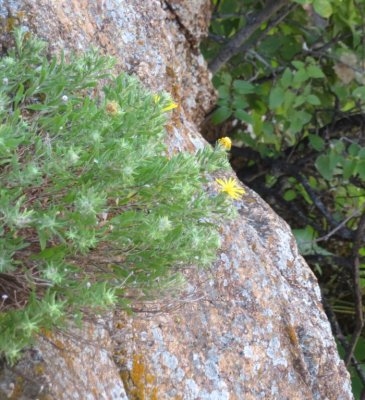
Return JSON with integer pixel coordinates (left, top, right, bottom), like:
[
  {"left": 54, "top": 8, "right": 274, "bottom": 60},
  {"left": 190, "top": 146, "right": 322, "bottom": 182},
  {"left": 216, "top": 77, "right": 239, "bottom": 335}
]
[
  {"left": 105, "top": 100, "right": 120, "bottom": 115},
  {"left": 218, "top": 137, "right": 232, "bottom": 150},
  {"left": 162, "top": 101, "right": 178, "bottom": 112},
  {"left": 216, "top": 177, "right": 245, "bottom": 200},
  {"left": 153, "top": 94, "right": 161, "bottom": 104}
]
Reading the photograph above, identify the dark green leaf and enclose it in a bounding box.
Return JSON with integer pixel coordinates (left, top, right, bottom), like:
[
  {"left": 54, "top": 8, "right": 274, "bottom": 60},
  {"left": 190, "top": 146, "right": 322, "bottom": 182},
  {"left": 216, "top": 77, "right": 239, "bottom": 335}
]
[
  {"left": 283, "top": 190, "right": 297, "bottom": 201},
  {"left": 269, "top": 87, "right": 285, "bottom": 109},
  {"left": 211, "top": 106, "right": 232, "bottom": 124},
  {"left": 306, "top": 94, "right": 321, "bottom": 105},
  {"left": 309, "top": 134, "right": 325, "bottom": 151},
  {"left": 281, "top": 68, "right": 293, "bottom": 89},
  {"left": 358, "top": 161, "right": 365, "bottom": 180},
  {"left": 316, "top": 154, "right": 333, "bottom": 180},
  {"left": 352, "top": 87, "right": 365, "bottom": 100},
  {"left": 342, "top": 159, "right": 357, "bottom": 180},
  {"left": 234, "top": 109, "right": 253, "bottom": 124},
  {"left": 349, "top": 143, "right": 360, "bottom": 156},
  {"left": 307, "top": 65, "right": 325, "bottom": 79},
  {"left": 313, "top": 0, "right": 333, "bottom": 18},
  {"left": 233, "top": 80, "right": 255, "bottom": 94}
]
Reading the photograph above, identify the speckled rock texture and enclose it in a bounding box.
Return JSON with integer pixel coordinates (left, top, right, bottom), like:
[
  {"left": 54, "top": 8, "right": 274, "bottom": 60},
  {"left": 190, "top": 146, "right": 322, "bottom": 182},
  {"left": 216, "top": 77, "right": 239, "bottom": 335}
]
[{"left": 0, "top": 1, "right": 354, "bottom": 399}]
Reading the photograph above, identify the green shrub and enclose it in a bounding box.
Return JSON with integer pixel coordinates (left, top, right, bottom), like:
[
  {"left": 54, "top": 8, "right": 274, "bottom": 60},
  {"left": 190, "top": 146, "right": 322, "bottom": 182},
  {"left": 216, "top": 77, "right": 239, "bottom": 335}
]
[{"left": 0, "top": 29, "right": 234, "bottom": 364}]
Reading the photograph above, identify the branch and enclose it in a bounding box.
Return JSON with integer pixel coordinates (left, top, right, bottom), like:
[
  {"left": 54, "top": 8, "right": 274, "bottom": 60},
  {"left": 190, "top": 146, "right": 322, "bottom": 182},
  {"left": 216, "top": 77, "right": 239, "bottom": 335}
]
[
  {"left": 237, "top": 3, "right": 297, "bottom": 62},
  {"left": 311, "top": 211, "right": 360, "bottom": 243},
  {"left": 314, "top": 113, "right": 365, "bottom": 139},
  {"left": 305, "top": 254, "right": 353, "bottom": 271},
  {"left": 211, "top": 13, "right": 246, "bottom": 20},
  {"left": 292, "top": 173, "right": 354, "bottom": 239},
  {"left": 230, "top": 145, "right": 261, "bottom": 161},
  {"left": 344, "top": 209, "right": 365, "bottom": 366},
  {"left": 208, "top": 0, "right": 290, "bottom": 74}
]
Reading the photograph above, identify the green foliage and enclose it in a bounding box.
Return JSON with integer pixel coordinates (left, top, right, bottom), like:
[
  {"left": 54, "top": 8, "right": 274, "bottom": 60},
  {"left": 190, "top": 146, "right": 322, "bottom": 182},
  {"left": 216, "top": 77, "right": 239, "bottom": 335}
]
[
  {"left": 206, "top": 0, "right": 365, "bottom": 153},
  {"left": 0, "top": 30, "right": 232, "bottom": 364},
  {"left": 337, "top": 337, "right": 365, "bottom": 399}
]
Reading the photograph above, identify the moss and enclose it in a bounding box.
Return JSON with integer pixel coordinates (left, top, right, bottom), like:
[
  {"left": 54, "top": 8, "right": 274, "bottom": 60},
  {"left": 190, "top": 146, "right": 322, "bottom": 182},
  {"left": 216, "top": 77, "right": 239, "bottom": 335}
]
[
  {"left": 9, "top": 376, "right": 24, "bottom": 400},
  {"left": 1, "top": 11, "right": 26, "bottom": 34}
]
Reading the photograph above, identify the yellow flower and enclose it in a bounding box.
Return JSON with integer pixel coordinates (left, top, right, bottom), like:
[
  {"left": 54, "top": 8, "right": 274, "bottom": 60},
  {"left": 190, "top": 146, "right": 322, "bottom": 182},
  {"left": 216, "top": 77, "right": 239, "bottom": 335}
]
[
  {"left": 216, "top": 177, "right": 245, "bottom": 200},
  {"left": 162, "top": 101, "right": 178, "bottom": 112},
  {"left": 218, "top": 137, "right": 232, "bottom": 150},
  {"left": 153, "top": 94, "right": 161, "bottom": 104},
  {"left": 105, "top": 100, "right": 120, "bottom": 115}
]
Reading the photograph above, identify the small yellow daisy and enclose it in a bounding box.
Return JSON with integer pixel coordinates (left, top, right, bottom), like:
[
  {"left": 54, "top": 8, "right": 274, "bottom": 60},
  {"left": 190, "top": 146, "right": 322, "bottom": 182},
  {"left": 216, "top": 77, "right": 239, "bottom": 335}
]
[
  {"left": 162, "top": 101, "right": 178, "bottom": 112},
  {"left": 216, "top": 177, "right": 245, "bottom": 200},
  {"left": 217, "top": 137, "right": 232, "bottom": 150}
]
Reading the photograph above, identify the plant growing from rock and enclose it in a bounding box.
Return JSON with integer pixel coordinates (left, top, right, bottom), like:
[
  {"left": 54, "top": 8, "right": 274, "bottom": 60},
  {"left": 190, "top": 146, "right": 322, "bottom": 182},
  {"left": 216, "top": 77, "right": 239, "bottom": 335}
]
[{"left": 0, "top": 29, "right": 236, "bottom": 364}]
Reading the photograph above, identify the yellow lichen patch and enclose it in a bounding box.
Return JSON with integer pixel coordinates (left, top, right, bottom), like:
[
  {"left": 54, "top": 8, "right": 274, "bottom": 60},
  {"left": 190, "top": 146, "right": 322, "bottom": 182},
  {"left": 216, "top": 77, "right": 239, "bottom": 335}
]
[
  {"left": 34, "top": 363, "right": 46, "bottom": 375},
  {"left": 145, "top": 373, "right": 156, "bottom": 385}
]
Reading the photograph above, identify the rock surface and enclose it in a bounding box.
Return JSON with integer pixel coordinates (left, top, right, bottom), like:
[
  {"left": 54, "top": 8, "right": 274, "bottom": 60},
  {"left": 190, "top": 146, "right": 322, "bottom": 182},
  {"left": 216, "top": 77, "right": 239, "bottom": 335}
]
[{"left": 0, "top": 1, "right": 353, "bottom": 399}]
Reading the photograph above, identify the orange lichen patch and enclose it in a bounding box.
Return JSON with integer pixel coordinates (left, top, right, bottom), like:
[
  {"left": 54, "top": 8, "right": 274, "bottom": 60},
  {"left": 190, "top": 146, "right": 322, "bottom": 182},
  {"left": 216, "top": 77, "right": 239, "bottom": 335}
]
[
  {"left": 119, "top": 354, "right": 159, "bottom": 400},
  {"left": 64, "top": 353, "right": 75, "bottom": 371},
  {"left": 131, "top": 354, "right": 146, "bottom": 387},
  {"left": 53, "top": 339, "right": 66, "bottom": 350},
  {"left": 166, "top": 65, "right": 176, "bottom": 78},
  {"left": 150, "top": 387, "right": 158, "bottom": 400},
  {"left": 287, "top": 325, "right": 299, "bottom": 347},
  {"left": 39, "top": 327, "right": 53, "bottom": 339},
  {"left": 37, "top": 395, "right": 53, "bottom": 400},
  {"left": 165, "top": 124, "right": 174, "bottom": 135}
]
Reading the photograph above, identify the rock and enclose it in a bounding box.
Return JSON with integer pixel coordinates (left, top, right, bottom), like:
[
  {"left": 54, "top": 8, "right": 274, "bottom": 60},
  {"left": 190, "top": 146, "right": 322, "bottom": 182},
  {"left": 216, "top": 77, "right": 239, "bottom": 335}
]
[{"left": 0, "top": 1, "right": 353, "bottom": 399}]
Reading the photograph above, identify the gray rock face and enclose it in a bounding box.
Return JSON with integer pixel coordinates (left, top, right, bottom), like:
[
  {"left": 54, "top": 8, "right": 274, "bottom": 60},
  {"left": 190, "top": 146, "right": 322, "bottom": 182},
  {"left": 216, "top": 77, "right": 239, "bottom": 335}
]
[{"left": 0, "top": 1, "right": 353, "bottom": 399}]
